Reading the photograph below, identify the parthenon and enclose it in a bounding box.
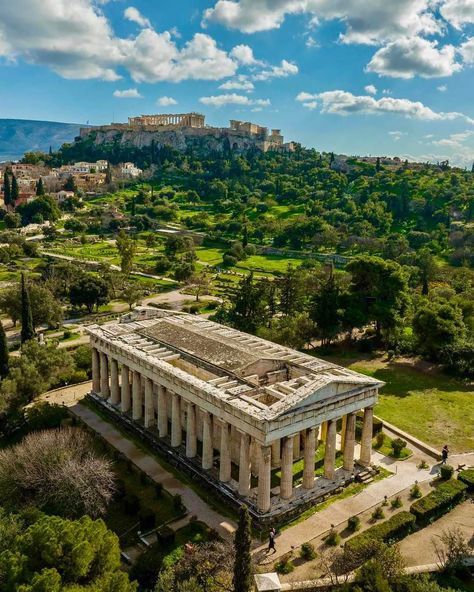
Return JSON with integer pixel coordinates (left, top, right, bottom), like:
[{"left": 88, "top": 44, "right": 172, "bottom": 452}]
[
  {"left": 128, "top": 113, "right": 205, "bottom": 127},
  {"left": 86, "top": 308, "right": 382, "bottom": 520}
]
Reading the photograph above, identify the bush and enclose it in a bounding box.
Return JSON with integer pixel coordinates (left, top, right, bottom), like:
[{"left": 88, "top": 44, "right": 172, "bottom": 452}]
[
  {"left": 375, "top": 432, "right": 385, "bottom": 449},
  {"left": 391, "top": 496, "right": 403, "bottom": 509},
  {"left": 300, "top": 542, "right": 316, "bottom": 560},
  {"left": 348, "top": 516, "right": 361, "bottom": 532},
  {"left": 458, "top": 469, "right": 474, "bottom": 492},
  {"left": 371, "top": 506, "right": 385, "bottom": 521},
  {"left": 275, "top": 556, "right": 294, "bottom": 574},
  {"left": 325, "top": 528, "right": 341, "bottom": 546},
  {"left": 189, "top": 304, "right": 200, "bottom": 314},
  {"left": 139, "top": 508, "right": 156, "bottom": 531},
  {"left": 346, "top": 511, "right": 416, "bottom": 552},
  {"left": 114, "top": 479, "right": 127, "bottom": 500},
  {"left": 410, "top": 480, "right": 467, "bottom": 525},
  {"left": 156, "top": 525, "right": 175, "bottom": 545},
  {"left": 222, "top": 253, "right": 238, "bottom": 267},
  {"left": 440, "top": 464, "right": 454, "bottom": 480},
  {"left": 410, "top": 484, "right": 422, "bottom": 499},
  {"left": 24, "top": 402, "right": 68, "bottom": 432},
  {"left": 123, "top": 493, "right": 140, "bottom": 515},
  {"left": 417, "top": 459, "right": 429, "bottom": 470},
  {"left": 391, "top": 438, "right": 407, "bottom": 457}
]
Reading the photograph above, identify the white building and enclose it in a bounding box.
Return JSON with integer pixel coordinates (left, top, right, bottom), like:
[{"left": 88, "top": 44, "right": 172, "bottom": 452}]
[{"left": 121, "top": 162, "right": 142, "bottom": 177}]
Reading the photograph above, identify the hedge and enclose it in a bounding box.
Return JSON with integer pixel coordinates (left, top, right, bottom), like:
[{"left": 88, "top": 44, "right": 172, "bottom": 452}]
[
  {"left": 458, "top": 469, "right": 474, "bottom": 492},
  {"left": 345, "top": 511, "right": 416, "bottom": 552},
  {"left": 410, "top": 479, "right": 467, "bottom": 524}
]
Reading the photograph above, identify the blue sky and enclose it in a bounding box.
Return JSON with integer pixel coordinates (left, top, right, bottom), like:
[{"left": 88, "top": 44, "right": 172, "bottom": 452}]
[{"left": 1, "top": 0, "right": 473, "bottom": 166}]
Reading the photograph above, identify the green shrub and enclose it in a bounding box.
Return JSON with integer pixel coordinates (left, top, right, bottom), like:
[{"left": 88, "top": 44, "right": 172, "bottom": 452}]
[
  {"left": 375, "top": 432, "right": 385, "bottom": 449},
  {"left": 417, "top": 459, "right": 429, "bottom": 470},
  {"left": 391, "top": 438, "right": 407, "bottom": 457},
  {"left": 371, "top": 506, "right": 385, "bottom": 521},
  {"left": 348, "top": 516, "right": 361, "bottom": 532},
  {"left": 24, "top": 402, "right": 68, "bottom": 432},
  {"left": 458, "top": 469, "right": 474, "bottom": 492},
  {"left": 346, "top": 511, "right": 416, "bottom": 552},
  {"left": 300, "top": 542, "right": 316, "bottom": 560},
  {"left": 325, "top": 528, "right": 341, "bottom": 546},
  {"left": 390, "top": 496, "right": 403, "bottom": 509},
  {"left": 440, "top": 464, "right": 454, "bottom": 480},
  {"left": 410, "top": 480, "right": 467, "bottom": 525},
  {"left": 275, "top": 556, "right": 294, "bottom": 574},
  {"left": 410, "top": 484, "right": 422, "bottom": 499},
  {"left": 156, "top": 525, "right": 175, "bottom": 545}
]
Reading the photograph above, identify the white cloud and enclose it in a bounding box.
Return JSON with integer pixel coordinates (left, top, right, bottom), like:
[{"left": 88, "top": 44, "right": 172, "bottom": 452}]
[
  {"left": 389, "top": 130, "right": 406, "bottom": 141},
  {"left": 230, "top": 44, "right": 261, "bottom": 65},
  {"left": 302, "top": 101, "right": 318, "bottom": 110},
  {"left": 124, "top": 6, "right": 151, "bottom": 28},
  {"left": 113, "top": 88, "right": 143, "bottom": 98},
  {"left": 202, "top": 0, "right": 440, "bottom": 44},
  {"left": 157, "top": 96, "right": 178, "bottom": 106},
  {"left": 0, "top": 0, "right": 237, "bottom": 83},
  {"left": 365, "top": 84, "right": 377, "bottom": 94},
  {"left": 437, "top": 84, "right": 448, "bottom": 92},
  {"left": 440, "top": 0, "right": 474, "bottom": 29},
  {"left": 253, "top": 59, "right": 298, "bottom": 81},
  {"left": 199, "top": 93, "right": 270, "bottom": 107},
  {"left": 296, "top": 89, "right": 474, "bottom": 124},
  {"left": 305, "top": 36, "right": 318, "bottom": 48},
  {"left": 460, "top": 37, "right": 474, "bottom": 64},
  {"left": 432, "top": 130, "right": 474, "bottom": 148},
  {"left": 366, "top": 37, "right": 462, "bottom": 79},
  {"left": 219, "top": 77, "right": 255, "bottom": 91}
]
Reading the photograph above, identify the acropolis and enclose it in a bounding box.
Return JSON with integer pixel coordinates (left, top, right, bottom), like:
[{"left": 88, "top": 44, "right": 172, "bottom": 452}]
[{"left": 87, "top": 307, "right": 382, "bottom": 524}]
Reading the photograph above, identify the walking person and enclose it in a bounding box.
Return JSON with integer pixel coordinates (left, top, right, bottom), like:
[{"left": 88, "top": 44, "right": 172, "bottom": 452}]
[
  {"left": 441, "top": 444, "right": 449, "bottom": 465},
  {"left": 268, "top": 527, "right": 276, "bottom": 554}
]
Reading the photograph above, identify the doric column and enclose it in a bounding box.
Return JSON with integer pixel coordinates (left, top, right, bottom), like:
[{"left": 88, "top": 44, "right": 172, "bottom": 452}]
[
  {"left": 293, "top": 432, "right": 301, "bottom": 460},
  {"left": 99, "top": 352, "right": 110, "bottom": 399},
  {"left": 202, "top": 411, "right": 213, "bottom": 470},
  {"left": 280, "top": 436, "right": 294, "bottom": 500},
  {"left": 341, "top": 414, "right": 347, "bottom": 451},
  {"left": 171, "top": 393, "right": 181, "bottom": 447},
  {"left": 359, "top": 406, "right": 374, "bottom": 466},
  {"left": 157, "top": 385, "right": 168, "bottom": 437},
  {"left": 144, "top": 378, "right": 154, "bottom": 428},
  {"left": 324, "top": 419, "right": 337, "bottom": 480},
  {"left": 257, "top": 445, "right": 272, "bottom": 513},
  {"left": 320, "top": 421, "right": 328, "bottom": 442},
  {"left": 303, "top": 426, "right": 318, "bottom": 489},
  {"left": 110, "top": 358, "right": 120, "bottom": 405},
  {"left": 121, "top": 365, "right": 131, "bottom": 412},
  {"left": 238, "top": 432, "right": 251, "bottom": 496},
  {"left": 343, "top": 412, "right": 357, "bottom": 471},
  {"left": 271, "top": 439, "right": 281, "bottom": 468},
  {"left": 219, "top": 421, "right": 231, "bottom": 482},
  {"left": 186, "top": 403, "right": 197, "bottom": 458},
  {"left": 92, "top": 348, "right": 100, "bottom": 393},
  {"left": 132, "top": 371, "right": 142, "bottom": 420}
]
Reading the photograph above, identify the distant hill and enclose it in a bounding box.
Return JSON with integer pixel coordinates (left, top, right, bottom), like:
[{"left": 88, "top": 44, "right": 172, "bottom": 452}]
[{"left": 0, "top": 119, "right": 85, "bottom": 162}]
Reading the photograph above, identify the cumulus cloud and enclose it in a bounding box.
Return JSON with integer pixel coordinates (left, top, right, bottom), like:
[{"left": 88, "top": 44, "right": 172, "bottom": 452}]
[
  {"left": 389, "top": 130, "right": 406, "bottom": 141},
  {"left": 460, "top": 37, "right": 474, "bottom": 64},
  {"left": 113, "top": 88, "right": 143, "bottom": 98},
  {"left": 219, "top": 77, "right": 255, "bottom": 91},
  {"left": 440, "top": 0, "right": 474, "bottom": 29},
  {"left": 365, "top": 84, "right": 377, "bottom": 94},
  {"left": 366, "top": 37, "right": 462, "bottom": 79},
  {"left": 432, "top": 130, "right": 474, "bottom": 148},
  {"left": 0, "top": 0, "right": 237, "bottom": 83},
  {"left": 199, "top": 93, "right": 270, "bottom": 107},
  {"left": 230, "top": 44, "right": 261, "bottom": 65},
  {"left": 157, "top": 96, "right": 178, "bottom": 106},
  {"left": 202, "top": 0, "right": 440, "bottom": 44},
  {"left": 437, "top": 84, "right": 448, "bottom": 92},
  {"left": 253, "top": 59, "right": 298, "bottom": 81},
  {"left": 124, "top": 6, "right": 151, "bottom": 28},
  {"left": 295, "top": 89, "right": 474, "bottom": 123}
]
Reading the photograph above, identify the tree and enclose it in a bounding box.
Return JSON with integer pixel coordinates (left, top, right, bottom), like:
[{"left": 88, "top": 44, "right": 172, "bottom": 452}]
[
  {"left": 413, "top": 298, "right": 465, "bottom": 360},
  {"left": 20, "top": 273, "right": 35, "bottom": 344},
  {"left": 233, "top": 506, "right": 252, "bottom": 592},
  {"left": 35, "top": 177, "right": 45, "bottom": 196},
  {"left": 258, "top": 313, "right": 315, "bottom": 350},
  {"left": 3, "top": 171, "right": 11, "bottom": 206},
  {"left": 0, "top": 427, "right": 115, "bottom": 518},
  {"left": 116, "top": 229, "right": 137, "bottom": 275},
  {"left": 10, "top": 173, "right": 19, "bottom": 204},
  {"left": 69, "top": 274, "right": 109, "bottom": 313},
  {"left": 310, "top": 271, "right": 342, "bottom": 345},
  {"left": 3, "top": 212, "right": 21, "bottom": 228},
  {"left": 64, "top": 174, "right": 77, "bottom": 192},
  {"left": 119, "top": 282, "right": 144, "bottom": 310},
  {"left": 0, "top": 281, "right": 63, "bottom": 329},
  {"left": 0, "top": 513, "right": 137, "bottom": 591},
  {"left": 415, "top": 248, "right": 436, "bottom": 295},
  {"left": 433, "top": 526, "right": 471, "bottom": 573},
  {"left": 279, "top": 264, "right": 305, "bottom": 316},
  {"left": 227, "top": 273, "right": 269, "bottom": 333},
  {"left": 0, "top": 321, "right": 8, "bottom": 378},
  {"left": 105, "top": 162, "right": 113, "bottom": 184},
  {"left": 187, "top": 271, "right": 211, "bottom": 302}
]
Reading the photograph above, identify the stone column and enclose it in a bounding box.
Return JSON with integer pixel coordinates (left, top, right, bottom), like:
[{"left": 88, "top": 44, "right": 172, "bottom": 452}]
[
  {"left": 324, "top": 419, "right": 337, "bottom": 480},
  {"left": 340, "top": 415, "right": 347, "bottom": 451},
  {"left": 359, "top": 406, "right": 374, "bottom": 466},
  {"left": 186, "top": 403, "right": 197, "bottom": 458},
  {"left": 132, "top": 371, "right": 142, "bottom": 420},
  {"left": 99, "top": 352, "right": 110, "bottom": 399},
  {"left": 144, "top": 378, "right": 154, "bottom": 428},
  {"left": 110, "top": 358, "right": 120, "bottom": 405},
  {"left": 202, "top": 411, "right": 213, "bottom": 470},
  {"left": 293, "top": 432, "right": 301, "bottom": 460},
  {"left": 271, "top": 439, "right": 281, "bottom": 469},
  {"left": 121, "top": 365, "right": 131, "bottom": 412},
  {"left": 157, "top": 385, "right": 168, "bottom": 437},
  {"left": 171, "top": 393, "right": 181, "bottom": 447},
  {"left": 303, "top": 426, "right": 318, "bottom": 489},
  {"left": 238, "top": 432, "right": 251, "bottom": 496},
  {"left": 280, "top": 436, "right": 294, "bottom": 500},
  {"left": 219, "top": 421, "right": 231, "bottom": 482},
  {"left": 92, "top": 348, "right": 100, "bottom": 393},
  {"left": 343, "top": 412, "right": 357, "bottom": 471},
  {"left": 258, "top": 445, "right": 272, "bottom": 513}
]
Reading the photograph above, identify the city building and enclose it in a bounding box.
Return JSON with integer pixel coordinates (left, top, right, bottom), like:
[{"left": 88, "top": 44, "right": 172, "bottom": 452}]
[{"left": 87, "top": 307, "right": 382, "bottom": 523}]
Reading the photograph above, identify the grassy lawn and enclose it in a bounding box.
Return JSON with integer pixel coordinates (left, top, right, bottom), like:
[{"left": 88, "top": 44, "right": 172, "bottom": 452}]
[
  {"left": 196, "top": 246, "right": 225, "bottom": 265},
  {"left": 319, "top": 353, "right": 474, "bottom": 453},
  {"left": 235, "top": 254, "right": 304, "bottom": 274},
  {"left": 373, "top": 433, "right": 412, "bottom": 460}
]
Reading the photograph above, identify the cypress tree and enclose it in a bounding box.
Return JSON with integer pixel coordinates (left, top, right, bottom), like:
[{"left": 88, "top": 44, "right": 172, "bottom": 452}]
[
  {"left": 20, "top": 273, "right": 35, "bottom": 344},
  {"left": 0, "top": 321, "right": 9, "bottom": 378},
  {"left": 105, "top": 163, "right": 112, "bottom": 185},
  {"left": 11, "top": 174, "right": 19, "bottom": 204},
  {"left": 233, "top": 505, "right": 252, "bottom": 592},
  {"left": 3, "top": 172, "right": 11, "bottom": 206},
  {"left": 36, "top": 177, "right": 45, "bottom": 196}
]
